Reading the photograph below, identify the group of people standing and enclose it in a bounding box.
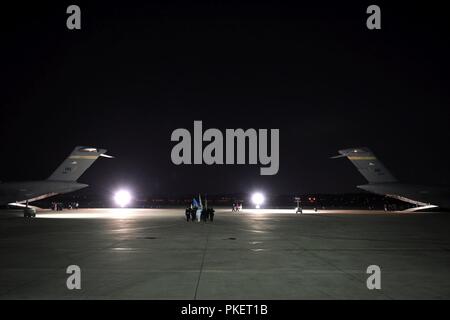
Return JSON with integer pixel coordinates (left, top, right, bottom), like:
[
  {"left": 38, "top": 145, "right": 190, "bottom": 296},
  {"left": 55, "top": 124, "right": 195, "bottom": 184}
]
[
  {"left": 50, "top": 202, "right": 79, "bottom": 211},
  {"left": 232, "top": 202, "right": 242, "bottom": 212},
  {"left": 185, "top": 206, "right": 215, "bottom": 222}
]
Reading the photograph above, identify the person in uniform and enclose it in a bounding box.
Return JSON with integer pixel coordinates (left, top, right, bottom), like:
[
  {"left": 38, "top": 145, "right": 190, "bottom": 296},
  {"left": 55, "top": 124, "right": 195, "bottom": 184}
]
[
  {"left": 191, "top": 206, "right": 197, "bottom": 221},
  {"left": 208, "top": 207, "right": 215, "bottom": 222},
  {"left": 185, "top": 207, "right": 191, "bottom": 221},
  {"left": 201, "top": 207, "right": 207, "bottom": 222}
]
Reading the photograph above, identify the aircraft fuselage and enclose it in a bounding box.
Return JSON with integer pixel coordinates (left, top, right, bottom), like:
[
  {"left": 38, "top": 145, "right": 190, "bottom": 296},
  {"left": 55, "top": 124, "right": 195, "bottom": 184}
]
[
  {"left": 358, "top": 183, "right": 450, "bottom": 209},
  {"left": 0, "top": 181, "right": 88, "bottom": 205}
]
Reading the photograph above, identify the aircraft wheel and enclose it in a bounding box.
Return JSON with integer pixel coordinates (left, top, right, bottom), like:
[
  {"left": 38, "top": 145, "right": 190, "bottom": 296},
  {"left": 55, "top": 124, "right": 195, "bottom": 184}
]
[{"left": 23, "top": 209, "right": 36, "bottom": 218}]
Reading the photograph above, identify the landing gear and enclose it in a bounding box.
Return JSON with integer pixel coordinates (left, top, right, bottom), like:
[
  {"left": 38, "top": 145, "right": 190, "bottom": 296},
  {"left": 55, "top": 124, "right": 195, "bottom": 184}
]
[
  {"left": 23, "top": 210, "right": 36, "bottom": 218},
  {"left": 23, "top": 201, "right": 36, "bottom": 218}
]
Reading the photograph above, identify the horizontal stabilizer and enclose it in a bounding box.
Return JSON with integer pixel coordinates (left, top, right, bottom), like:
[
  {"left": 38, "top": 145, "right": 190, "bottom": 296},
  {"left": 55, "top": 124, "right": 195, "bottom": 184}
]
[{"left": 7, "top": 202, "right": 41, "bottom": 210}]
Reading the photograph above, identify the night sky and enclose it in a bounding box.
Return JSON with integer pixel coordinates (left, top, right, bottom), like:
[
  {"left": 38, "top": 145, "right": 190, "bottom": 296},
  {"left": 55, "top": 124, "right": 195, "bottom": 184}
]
[{"left": 1, "top": 1, "right": 449, "bottom": 197}]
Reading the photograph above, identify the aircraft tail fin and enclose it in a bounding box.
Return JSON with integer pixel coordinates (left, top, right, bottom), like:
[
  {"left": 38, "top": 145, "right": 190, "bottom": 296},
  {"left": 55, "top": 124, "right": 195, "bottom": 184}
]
[
  {"left": 48, "top": 146, "right": 112, "bottom": 182},
  {"left": 332, "top": 147, "right": 398, "bottom": 184}
]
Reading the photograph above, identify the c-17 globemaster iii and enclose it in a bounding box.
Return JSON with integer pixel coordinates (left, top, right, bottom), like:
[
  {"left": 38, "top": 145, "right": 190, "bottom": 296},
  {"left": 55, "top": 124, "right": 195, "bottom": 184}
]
[
  {"left": 0, "top": 146, "right": 112, "bottom": 217},
  {"left": 333, "top": 147, "right": 450, "bottom": 210}
]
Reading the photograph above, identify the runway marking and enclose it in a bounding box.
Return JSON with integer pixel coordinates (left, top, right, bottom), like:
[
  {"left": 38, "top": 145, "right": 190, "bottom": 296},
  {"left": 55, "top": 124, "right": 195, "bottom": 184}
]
[
  {"left": 250, "top": 248, "right": 266, "bottom": 252},
  {"left": 194, "top": 224, "right": 211, "bottom": 300}
]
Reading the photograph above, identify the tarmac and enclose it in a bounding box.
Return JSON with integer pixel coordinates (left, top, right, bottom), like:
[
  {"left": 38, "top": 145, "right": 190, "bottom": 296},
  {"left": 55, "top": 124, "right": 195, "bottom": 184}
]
[{"left": 1, "top": 208, "right": 450, "bottom": 299}]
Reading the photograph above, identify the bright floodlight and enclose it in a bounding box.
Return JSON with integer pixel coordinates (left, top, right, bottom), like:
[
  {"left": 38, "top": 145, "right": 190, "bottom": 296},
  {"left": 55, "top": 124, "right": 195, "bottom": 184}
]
[
  {"left": 114, "top": 190, "right": 132, "bottom": 208},
  {"left": 252, "top": 192, "right": 264, "bottom": 209}
]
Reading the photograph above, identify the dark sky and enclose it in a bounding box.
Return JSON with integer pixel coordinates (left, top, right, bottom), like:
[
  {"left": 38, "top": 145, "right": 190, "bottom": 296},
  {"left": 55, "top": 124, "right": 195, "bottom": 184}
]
[{"left": 1, "top": 1, "right": 449, "bottom": 197}]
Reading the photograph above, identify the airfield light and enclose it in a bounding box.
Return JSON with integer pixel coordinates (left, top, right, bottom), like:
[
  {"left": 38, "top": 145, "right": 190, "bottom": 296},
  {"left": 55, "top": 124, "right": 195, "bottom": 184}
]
[
  {"left": 114, "top": 190, "right": 132, "bottom": 208},
  {"left": 252, "top": 192, "right": 264, "bottom": 209}
]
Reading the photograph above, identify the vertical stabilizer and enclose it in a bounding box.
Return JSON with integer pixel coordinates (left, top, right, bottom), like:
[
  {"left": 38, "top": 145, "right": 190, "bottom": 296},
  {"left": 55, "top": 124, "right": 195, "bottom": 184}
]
[
  {"left": 48, "top": 146, "right": 109, "bottom": 182},
  {"left": 333, "top": 147, "right": 397, "bottom": 184}
]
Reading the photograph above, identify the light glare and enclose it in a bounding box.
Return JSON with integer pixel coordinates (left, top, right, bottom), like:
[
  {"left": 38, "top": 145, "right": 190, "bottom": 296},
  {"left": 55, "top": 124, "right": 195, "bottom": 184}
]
[
  {"left": 251, "top": 192, "right": 264, "bottom": 208},
  {"left": 114, "top": 190, "right": 132, "bottom": 207}
]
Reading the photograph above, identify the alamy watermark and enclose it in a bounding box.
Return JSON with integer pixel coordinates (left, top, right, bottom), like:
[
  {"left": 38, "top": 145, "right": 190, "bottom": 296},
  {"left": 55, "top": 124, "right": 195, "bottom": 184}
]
[
  {"left": 66, "top": 5, "right": 81, "bottom": 30},
  {"left": 65, "top": 5, "right": 380, "bottom": 31},
  {"left": 366, "top": 265, "right": 381, "bottom": 290},
  {"left": 170, "top": 121, "right": 279, "bottom": 175},
  {"left": 66, "top": 265, "right": 81, "bottom": 290}
]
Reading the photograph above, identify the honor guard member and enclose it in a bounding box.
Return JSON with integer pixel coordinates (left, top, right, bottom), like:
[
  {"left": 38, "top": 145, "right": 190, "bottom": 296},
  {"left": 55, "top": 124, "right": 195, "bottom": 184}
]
[
  {"left": 185, "top": 207, "right": 191, "bottom": 221},
  {"left": 201, "top": 208, "right": 207, "bottom": 222},
  {"left": 208, "top": 207, "right": 215, "bottom": 222},
  {"left": 191, "top": 207, "right": 196, "bottom": 221}
]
